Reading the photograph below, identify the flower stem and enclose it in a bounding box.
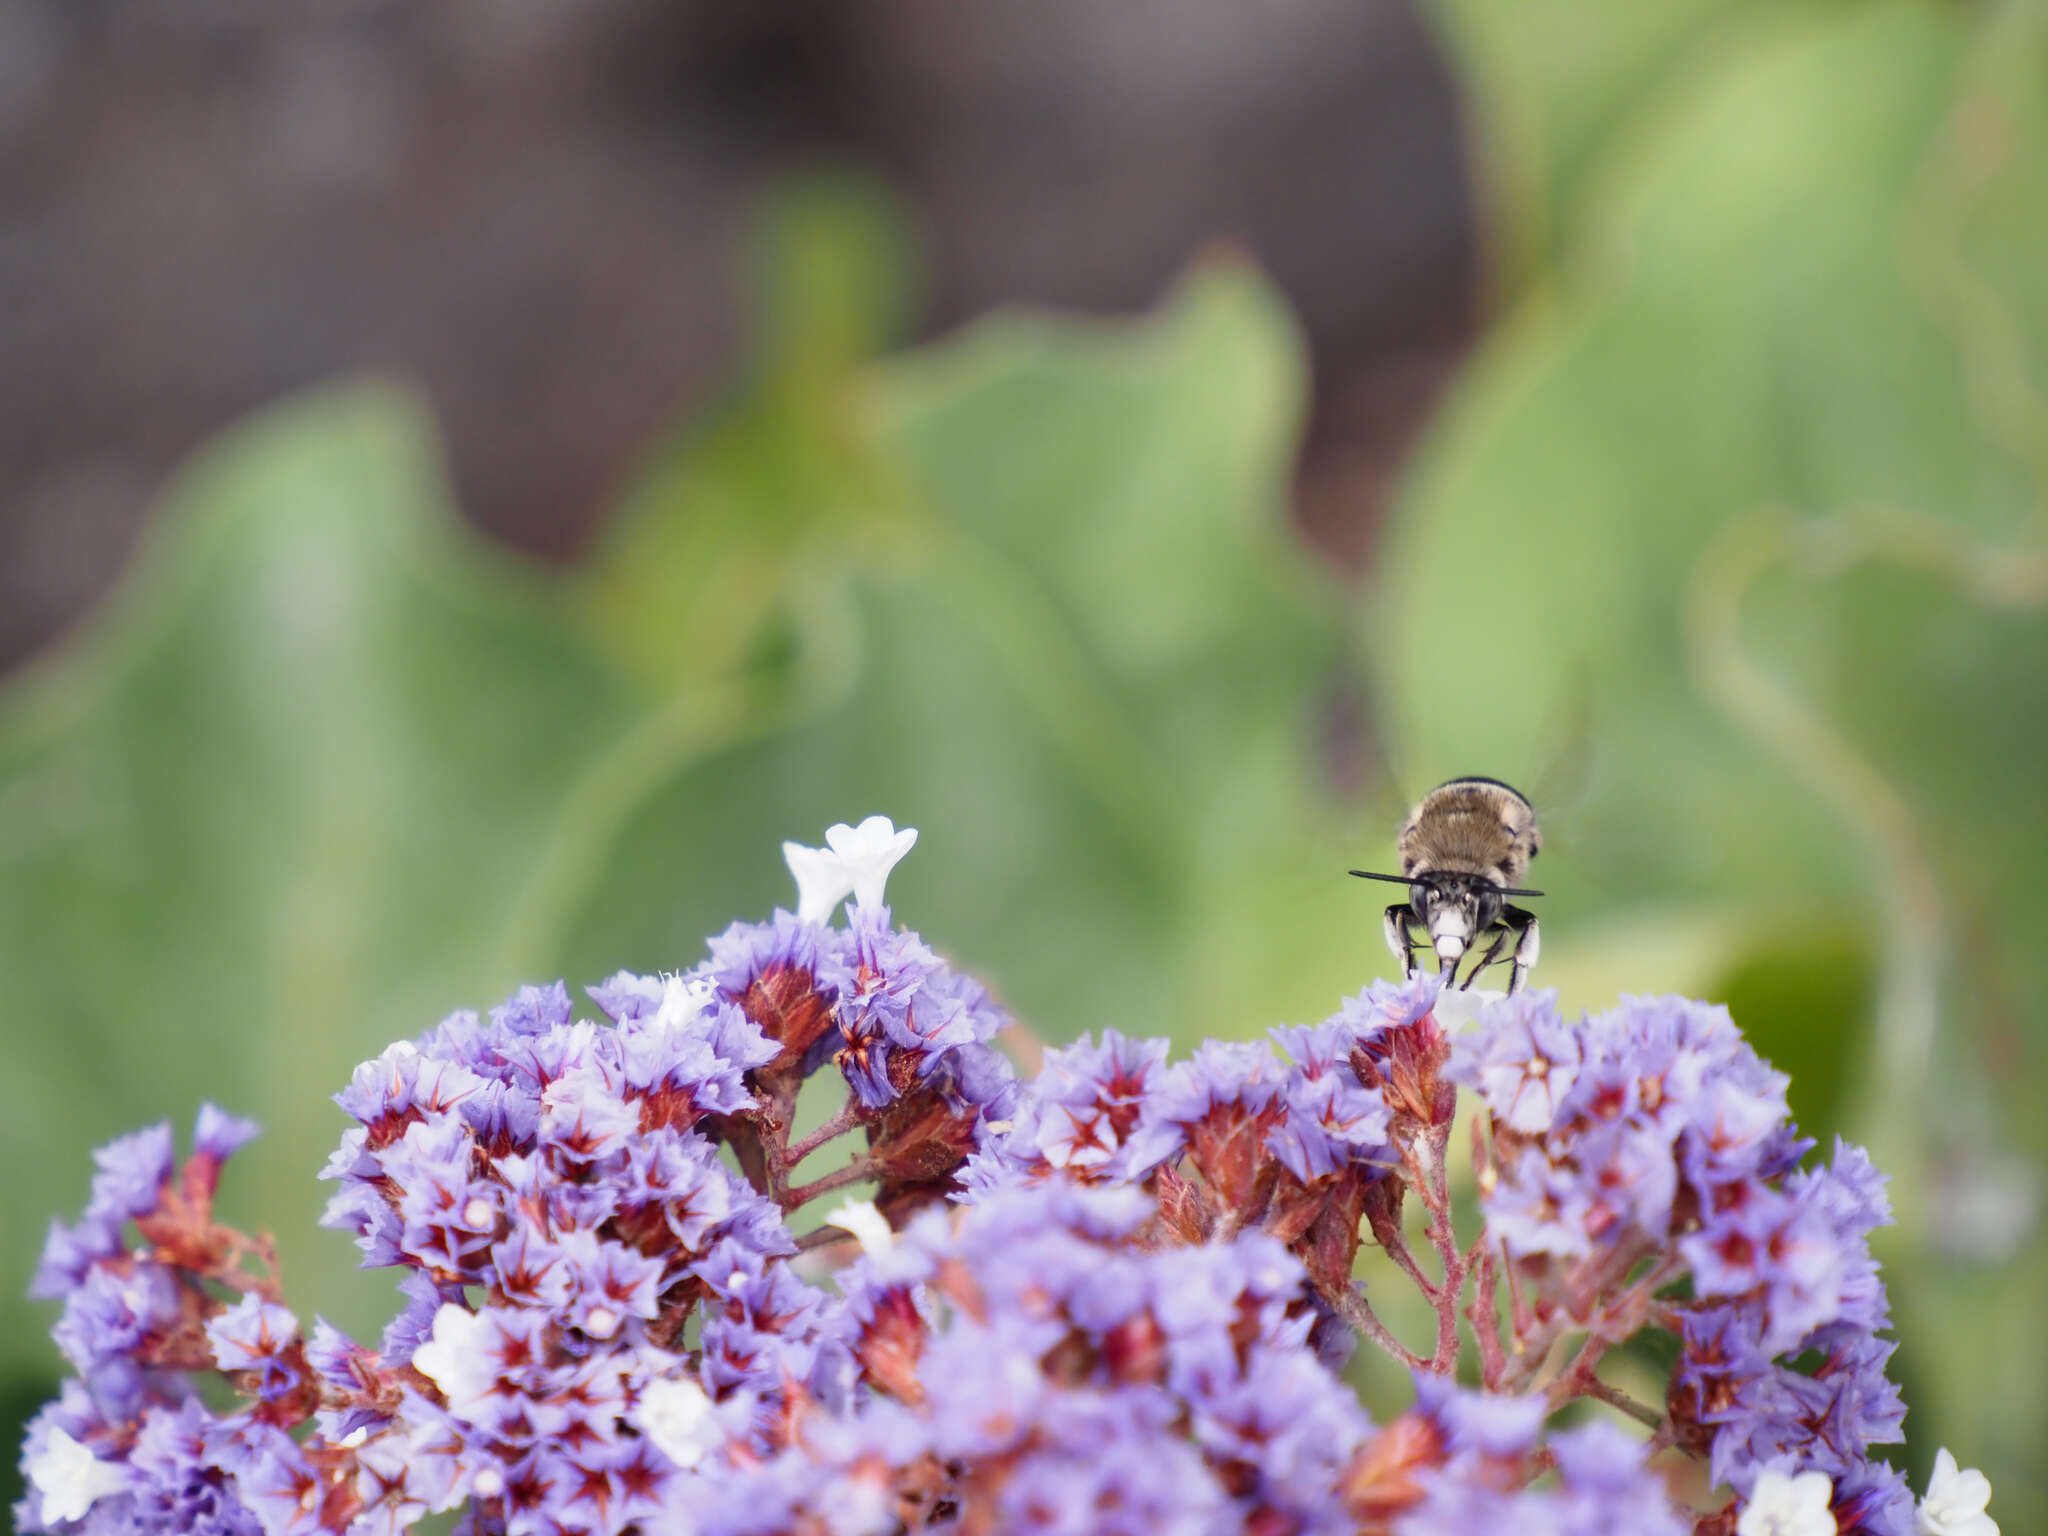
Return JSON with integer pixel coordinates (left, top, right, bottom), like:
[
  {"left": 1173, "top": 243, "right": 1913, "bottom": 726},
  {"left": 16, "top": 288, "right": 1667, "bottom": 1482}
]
[
  {"left": 1325, "top": 1282, "right": 1428, "bottom": 1374},
  {"left": 785, "top": 1098, "right": 860, "bottom": 1167},
  {"left": 782, "top": 1157, "right": 876, "bottom": 1210}
]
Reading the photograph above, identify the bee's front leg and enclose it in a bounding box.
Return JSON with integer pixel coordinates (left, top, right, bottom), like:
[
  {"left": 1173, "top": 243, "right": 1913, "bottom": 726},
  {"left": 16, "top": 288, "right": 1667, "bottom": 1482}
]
[
  {"left": 1383, "top": 904, "right": 1421, "bottom": 977},
  {"left": 1462, "top": 923, "right": 1515, "bottom": 989},
  {"left": 1502, "top": 905, "right": 1540, "bottom": 995}
]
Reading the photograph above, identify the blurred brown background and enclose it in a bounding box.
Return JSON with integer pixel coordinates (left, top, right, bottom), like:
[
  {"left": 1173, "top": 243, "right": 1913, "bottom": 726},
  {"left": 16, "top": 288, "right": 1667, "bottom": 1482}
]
[{"left": 0, "top": 0, "right": 1474, "bottom": 674}]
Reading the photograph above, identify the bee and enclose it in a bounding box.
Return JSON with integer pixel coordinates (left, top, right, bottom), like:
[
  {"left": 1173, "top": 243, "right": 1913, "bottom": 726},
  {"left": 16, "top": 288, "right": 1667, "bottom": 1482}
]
[{"left": 1351, "top": 776, "right": 1544, "bottom": 993}]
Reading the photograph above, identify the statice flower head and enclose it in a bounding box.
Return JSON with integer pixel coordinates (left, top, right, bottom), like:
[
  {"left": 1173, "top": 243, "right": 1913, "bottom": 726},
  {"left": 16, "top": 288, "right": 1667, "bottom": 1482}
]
[
  {"left": 964, "top": 1028, "right": 1180, "bottom": 1190},
  {"left": 831, "top": 1181, "right": 1370, "bottom": 1535},
  {"left": 14, "top": 818, "right": 1997, "bottom": 1536}
]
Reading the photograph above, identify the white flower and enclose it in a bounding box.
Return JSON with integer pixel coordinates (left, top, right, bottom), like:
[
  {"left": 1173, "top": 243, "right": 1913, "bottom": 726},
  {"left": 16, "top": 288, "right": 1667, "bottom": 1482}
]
[
  {"left": 1919, "top": 1448, "right": 1998, "bottom": 1536},
  {"left": 653, "top": 971, "right": 715, "bottom": 1031},
  {"left": 1737, "top": 1469, "right": 1836, "bottom": 1536},
  {"left": 636, "top": 1376, "right": 724, "bottom": 1469},
  {"left": 1432, "top": 987, "right": 1506, "bottom": 1034},
  {"left": 26, "top": 1428, "right": 130, "bottom": 1524},
  {"left": 825, "top": 1198, "right": 896, "bottom": 1259},
  {"left": 834, "top": 1473, "right": 897, "bottom": 1536},
  {"left": 782, "top": 816, "right": 918, "bottom": 923},
  {"left": 410, "top": 1304, "right": 499, "bottom": 1415}
]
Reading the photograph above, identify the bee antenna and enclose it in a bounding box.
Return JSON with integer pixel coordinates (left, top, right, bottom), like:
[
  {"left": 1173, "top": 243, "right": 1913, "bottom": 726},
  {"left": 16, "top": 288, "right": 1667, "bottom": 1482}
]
[
  {"left": 1495, "top": 885, "right": 1546, "bottom": 899},
  {"left": 1350, "top": 869, "right": 1425, "bottom": 887}
]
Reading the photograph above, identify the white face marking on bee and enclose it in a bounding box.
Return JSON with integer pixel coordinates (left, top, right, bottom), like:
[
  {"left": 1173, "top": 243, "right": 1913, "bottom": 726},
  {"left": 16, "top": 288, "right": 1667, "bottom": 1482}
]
[{"left": 1430, "top": 910, "right": 1472, "bottom": 957}]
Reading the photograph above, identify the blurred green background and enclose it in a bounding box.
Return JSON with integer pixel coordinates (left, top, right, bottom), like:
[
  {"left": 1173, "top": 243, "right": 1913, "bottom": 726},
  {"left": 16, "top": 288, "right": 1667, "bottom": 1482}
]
[{"left": 3, "top": 0, "right": 2044, "bottom": 1524}]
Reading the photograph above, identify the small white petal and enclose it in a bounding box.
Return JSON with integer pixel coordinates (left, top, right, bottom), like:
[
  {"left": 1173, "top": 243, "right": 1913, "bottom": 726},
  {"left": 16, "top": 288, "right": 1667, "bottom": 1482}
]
[
  {"left": 1920, "top": 1447, "right": 1998, "bottom": 1536},
  {"left": 784, "top": 839, "right": 855, "bottom": 925},
  {"left": 825, "top": 1198, "right": 896, "bottom": 1259},
  {"left": 411, "top": 1304, "right": 498, "bottom": 1414},
  {"left": 654, "top": 971, "right": 716, "bottom": 1030},
  {"left": 835, "top": 1475, "right": 897, "bottom": 1536},
  {"left": 823, "top": 816, "right": 918, "bottom": 911},
  {"left": 27, "top": 1428, "right": 130, "bottom": 1524},
  {"left": 1431, "top": 988, "right": 1505, "bottom": 1034},
  {"left": 636, "top": 1376, "right": 723, "bottom": 1470},
  {"left": 1738, "top": 1469, "right": 1837, "bottom": 1536}
]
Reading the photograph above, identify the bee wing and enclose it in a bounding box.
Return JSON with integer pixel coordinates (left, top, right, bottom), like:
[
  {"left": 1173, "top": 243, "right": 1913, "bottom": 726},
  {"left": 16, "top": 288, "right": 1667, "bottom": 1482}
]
[
  {"left": 1494, "top": 664, "right": 1602, "bottom": 859},
  {"left": 1319, "top": 667, "right": 1413, "bottom": 819}
]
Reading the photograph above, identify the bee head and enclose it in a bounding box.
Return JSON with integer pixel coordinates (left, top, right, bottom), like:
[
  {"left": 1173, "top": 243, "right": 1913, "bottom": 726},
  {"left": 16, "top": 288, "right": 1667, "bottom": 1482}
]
[
  {"left": 1349, "top": 868, "right": 1543, "bottom": 960},
  {"left": 1412, "top": 873, "right": 1501, "bottom": 962}
]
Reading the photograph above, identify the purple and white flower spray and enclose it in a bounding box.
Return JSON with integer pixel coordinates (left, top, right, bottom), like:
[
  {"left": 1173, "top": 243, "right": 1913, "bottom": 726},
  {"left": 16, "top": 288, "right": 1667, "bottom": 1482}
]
[{"left": 17, "top": 817, "right": 1997, "bottom": 1536}]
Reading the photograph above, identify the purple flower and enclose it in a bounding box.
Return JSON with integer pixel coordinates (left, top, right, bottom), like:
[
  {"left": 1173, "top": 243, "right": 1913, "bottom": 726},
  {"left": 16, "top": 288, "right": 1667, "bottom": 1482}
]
[
  {"left": 381, "top": 1269, "right": 461, "bottom": 1368},
  {"left": 1152, "top": 1039, "right": 1285, "bottom": 1125},
  {"left": 1679, "top": 1075, "right": 1789, "bottom": 1190},
  {"left": 52, "top": 1262, "right": 184, "bottom": 1378},
  {"left": 990, "top": 1396, "right": 1234, "bottom": 1536},
  {"left": 30, "top": 1217, "right": 123, "bottom": 1303},
  {"left": 1485, "top": 1147, "right": 1597, "bottom": 1259},
  {"left": 1580, "top": 1116, "right": 1680, "bottom": 1239},
  {"left": 1550, "top": 1421, "right": 1689, "bottom": 1536},
  {"left": 1448, "top": 989, "right": 1582, "bottom": 1135},
  {"left": 555, "top": 1229, "right": 665, "bottom": 1338},
  {"left": 1186, "top": 1345, "right": 1368, "bottom": 1513},
  {"left": 1681, "top": 1184, "right": 1852, "bottom": 1356},
  {"left": 1829, "top": 1456, "right": 1916, "bottom": 1536},
  {"left": 205, "top": 1296, "right": 303, "bottom": 1402},
  {"left": 614, "top": 1127, "right": 739, "bottom": 1259},
  {"left": 191, "top": 1104, "right": 262, "bottom": 1168},
  {"left": 487, "top": 1226, "right": 574, "bottom": 1314},
  {"left": 128, "top": 1401, "right": 267, "bottom": 1536},
  {"left": 615, "top": 998, "right": 766, "bottom": 1122},
  {"left": 333, "top": 1042, "right": 486, "bottom": 1133},
  {"left": 1330, "top": 972, "right": 1445, "bottom": 1041},
  {"left": 491, "top": 981, "right": 574, "bottom": 1038},
  {"left": 967, "top": 1029, "right": 1180, "bottom": 1191},
  {"left": 1266, "top": 1068, "right": 1392, "bottom": 1184},
  {"left": 701, "top": 910, "right": 847, "bottom": 1073},
  {"left": 1436, "top": 1388, "right": 1544, "bottom": 1459},
  {"left": 538, "top": 1063, "right": 642, "bottom": 1163},
  {"left": 934, "top": 1040, "right": 1019, "bottom": 1118},
  {"left": 586, "top": 970, "right": 666, "bottom": 1023},
  {"left": 86, "top": 1123, "right": 176, "bottom": 1227},
  {"left": 10, "top": 820, "right": 1975, "bottom": 1536}
]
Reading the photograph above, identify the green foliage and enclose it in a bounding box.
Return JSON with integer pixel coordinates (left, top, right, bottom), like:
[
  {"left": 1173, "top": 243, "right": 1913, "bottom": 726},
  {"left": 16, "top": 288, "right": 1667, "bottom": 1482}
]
[{"left": 1402, "top": 0, "right": 2048, "bottom": 1517}]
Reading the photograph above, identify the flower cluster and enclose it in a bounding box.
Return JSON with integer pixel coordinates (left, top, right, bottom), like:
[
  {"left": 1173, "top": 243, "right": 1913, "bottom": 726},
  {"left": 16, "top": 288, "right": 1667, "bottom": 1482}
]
[
  {"left": 1448, "top": 992, "right": 1915, "bottom": 1531},
  {"left": 17, "top": 818, "right": 1997, "bottom": 1536}
]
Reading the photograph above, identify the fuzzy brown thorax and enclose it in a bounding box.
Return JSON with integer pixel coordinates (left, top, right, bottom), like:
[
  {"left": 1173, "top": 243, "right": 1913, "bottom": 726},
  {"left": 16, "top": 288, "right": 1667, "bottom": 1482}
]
[{"left": 1397, "top": 778, "right": 1541, "bottom": 890}]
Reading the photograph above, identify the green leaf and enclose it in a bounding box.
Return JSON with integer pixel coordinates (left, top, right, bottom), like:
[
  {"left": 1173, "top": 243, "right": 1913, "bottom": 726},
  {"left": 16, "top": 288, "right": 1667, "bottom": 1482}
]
[
  {"left": 0, "top": 385, "right": 640, "bottom": 1361},
  {"left": 1381, "top": 2, "right": 2048, "bottom": 1518},
  {"left": 1421, "top": 0, "right": 1835, "bottom": 286}
]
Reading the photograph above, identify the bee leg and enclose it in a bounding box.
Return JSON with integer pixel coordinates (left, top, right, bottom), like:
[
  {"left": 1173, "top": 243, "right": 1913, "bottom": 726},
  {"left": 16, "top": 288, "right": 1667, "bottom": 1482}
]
[
  {"left": 1383, "top": 905, "right": 1420, "bottom": 977},
  {"left": 1502, "top": 905, "right": 1540, "bottom": 995},
  {"left": 1462, "top": 923, "right": 1514, "bottom": 989}
]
